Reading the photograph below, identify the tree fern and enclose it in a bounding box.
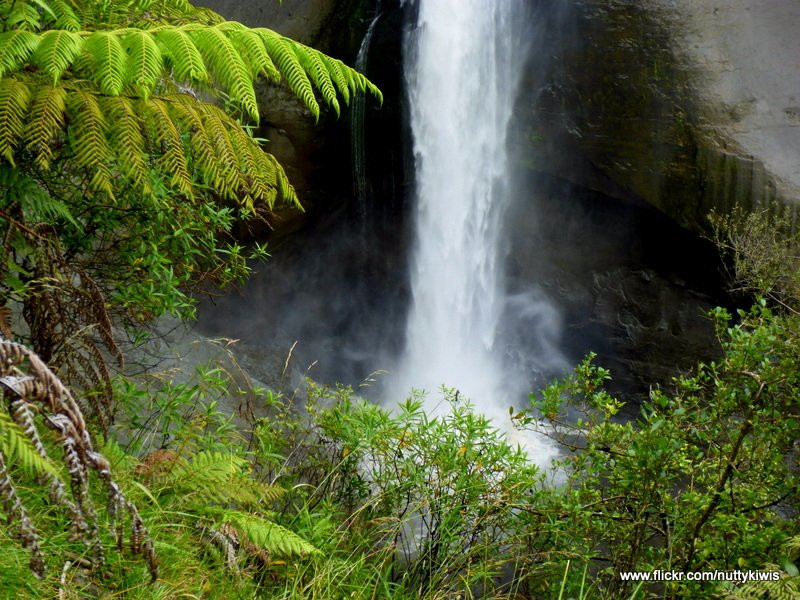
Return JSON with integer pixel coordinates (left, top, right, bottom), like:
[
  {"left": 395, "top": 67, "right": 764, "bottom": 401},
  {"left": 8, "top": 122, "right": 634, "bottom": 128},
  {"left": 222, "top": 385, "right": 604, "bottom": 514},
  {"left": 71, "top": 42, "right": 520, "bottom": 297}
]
[
  {"left": 228, "top": 28, "right": 280, "bottom": 82},
  {"left": 0, "top": 0, "right": 378, "bottom": 582},
  {"left": 98, "top": 95, "right": 150, "bottom": 190},
  {"left": 65, "top": 89, "right": 113, "bottom": 195},
  {"left": 122, "top": 29, "right": 162, "bottom": 97},
  {"left": 83, "top": 30, "right": 126, "bottom": 95},
  {"left": 0, "top": 164, "right": 78, "bottom": 227},
  {"left": 23, "top": 83, "right": 66, "bottom": 168},
  {"left": 190, "top": 24, "right": 259, "bottom": 121},
  {"left": 0, "top": 30, "right": 38, "bottom": 78},
  {"left": 144, "top": 96, "right": 192, "bottom": 196},
  {"left": 259, "top": 31, "right": 320, "bottom": 121},
  {"left": 0, "top": 407, "right": 60, "bottom": 478},
  {"left": 294, "top": 43, "right": 340, "bottom": 117},
  {"left": 0, "top": 78, "right": 30, "bottom": 165},
  {"left": 46, "top": 0, "right": 80, "bottom": 32},
  {"left": 0, "top": 24, "right": 380, "bottom": 124},
  {"left": 157, "top": 450, "right": 284, "bottom": 506},
  {"left": 0, "top": 78, "right": 32, "bottom": 164},
  {"left": 3, "top": 2, "right": 40, "bottom": 32},
  {"left": 213, "top": 508, "right": 318, "bottom": 557},
  {"left": 31, "top": 29, "right": 81, "bottom": 83}
]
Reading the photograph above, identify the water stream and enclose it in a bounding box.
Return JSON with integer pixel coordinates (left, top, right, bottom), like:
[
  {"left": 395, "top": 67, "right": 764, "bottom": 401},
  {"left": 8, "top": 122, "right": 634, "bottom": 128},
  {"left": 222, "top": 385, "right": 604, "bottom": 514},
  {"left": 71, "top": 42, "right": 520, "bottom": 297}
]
[
  {"left": 350, "top": 2, "right": 382, "bottom": 243},
  {"left": 392, "top": 0, "right": 558, "bottom": 459}
]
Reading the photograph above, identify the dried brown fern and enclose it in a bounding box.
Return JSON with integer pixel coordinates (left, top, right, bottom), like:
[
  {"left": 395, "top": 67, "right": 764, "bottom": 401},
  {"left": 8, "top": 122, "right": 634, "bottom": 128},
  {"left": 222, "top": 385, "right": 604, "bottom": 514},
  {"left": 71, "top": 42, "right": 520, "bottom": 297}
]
[
  {"left": 11, "top": 223, "right": 123, "bottom": 432},
  {"left": 0, "top": 338, "right": 157, "bottom": 581}
]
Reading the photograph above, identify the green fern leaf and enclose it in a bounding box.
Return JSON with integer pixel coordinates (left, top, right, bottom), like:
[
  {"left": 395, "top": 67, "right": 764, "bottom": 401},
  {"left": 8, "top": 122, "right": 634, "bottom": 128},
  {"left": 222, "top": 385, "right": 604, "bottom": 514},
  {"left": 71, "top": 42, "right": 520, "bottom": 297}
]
[
  {"left": 0, "top": 78, "right": 32, "bottom": 166},
  {"left": 0, "top": 163, "right": 79, "bottom": 227},
  {"left": 293, "top": 44, "right": 340, "bottom": 116},
  {"left": 98, "top": 95, "right": 149, "bottom": 190},
  {"left": 0, "top": 30, "right": 39, "bottom": 79},
  {"left": 154, "top": 27, "right": 207, "bottom": 82},
  {"left": 0, "top": 409, "right": 61, "bottom": 479},
  {"left": 24, "top": 83, "right": 66, "bottom": 169},
  {"left": 31, "top": 29, "right": 83, "bottom": 83},
  {"left": 258, "top": 30, "right": 319, "bottom": 121},
  {"left": 5, "top": 2, "right": 41, "bottom": 31},
  {"left": 266, "top": 151, "right": 298, "bottom": 208},
  {"left": 142, "top": 97, "right": 192, "bottom": 197},
  {"left": 122, "top": 30, "right": 162, "bottom": 97},
  {"left": 65, "top": 89, "right": 113, "bottom": 195},
  {"left": 47, "top": 0, "right": 81, "bottom": 31},
  {"left": 319, "top": 53, "right": 350, "bottom": 105},
  {"left": 24, "top": 191, "right": 78, "bottom": 228},
  {"left": 83, "top": 31, "right": 126, "bottom": 95},
  {"left": 223, "top": 510, "right": 318, "bottom": 557},
  {"left": 226, "top": 29, "right": 279, "bottom": 82},
  {"left": 234, "top": 133, "right": 272, "bottom": 209},
  {"left": 189, "top": 25, "right": 258, "bottom": 121},
  {"left": 166, "top": 94, "right": 221, "bottom": 190},
  {"left": 196, "top": 102, "right": 244, "bottom": 196}
]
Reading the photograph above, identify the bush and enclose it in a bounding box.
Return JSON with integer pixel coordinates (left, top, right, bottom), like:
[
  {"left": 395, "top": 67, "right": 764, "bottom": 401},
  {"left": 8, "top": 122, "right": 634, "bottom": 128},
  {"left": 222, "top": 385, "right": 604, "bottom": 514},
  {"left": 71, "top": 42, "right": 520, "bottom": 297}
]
[{"left": 520, "top": 303, "right": 800, "bottom": 598}]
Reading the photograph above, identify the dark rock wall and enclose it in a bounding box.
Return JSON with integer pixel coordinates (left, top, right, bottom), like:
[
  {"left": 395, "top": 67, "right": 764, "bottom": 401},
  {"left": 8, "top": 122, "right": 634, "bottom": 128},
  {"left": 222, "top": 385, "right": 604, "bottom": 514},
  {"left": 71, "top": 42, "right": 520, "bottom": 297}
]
[{"left": 521, "top": 0, "right": 794, "bottom": 232}]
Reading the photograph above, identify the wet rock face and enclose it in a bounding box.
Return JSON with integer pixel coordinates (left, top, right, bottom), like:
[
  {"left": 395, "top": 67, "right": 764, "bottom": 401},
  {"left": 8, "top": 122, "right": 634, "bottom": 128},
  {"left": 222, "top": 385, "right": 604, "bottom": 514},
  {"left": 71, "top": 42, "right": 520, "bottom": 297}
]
[
  {"left": 505, "top": 172, "right": 729, "bottom": 405},
  {"left": 521, "top": 0, "right": 796, "bottom": 232},
  {"left": 198, "top": 0, "right": 380, "bottom": 241}
]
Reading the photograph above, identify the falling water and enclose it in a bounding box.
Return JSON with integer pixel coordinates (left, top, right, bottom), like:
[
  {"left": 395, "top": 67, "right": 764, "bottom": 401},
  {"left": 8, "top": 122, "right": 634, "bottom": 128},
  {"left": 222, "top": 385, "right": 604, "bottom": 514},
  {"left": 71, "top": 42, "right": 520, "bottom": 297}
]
[
  {"left": 393, "top": 0, "right": 557, "bottom": 459},
  {"left": 350, "top": 3, "right": 382, "bottom": 240}
]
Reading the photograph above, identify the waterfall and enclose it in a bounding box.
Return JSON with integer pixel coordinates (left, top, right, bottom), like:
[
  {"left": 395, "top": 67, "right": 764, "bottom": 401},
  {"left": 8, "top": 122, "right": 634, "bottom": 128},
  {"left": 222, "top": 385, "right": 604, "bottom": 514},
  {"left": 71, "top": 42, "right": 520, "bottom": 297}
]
[
  {"left": 350, "top": 4, "right": 381, "bottom": 240},
  {"left": 393, "top": 0, "right": 558, "bottom": 459}
]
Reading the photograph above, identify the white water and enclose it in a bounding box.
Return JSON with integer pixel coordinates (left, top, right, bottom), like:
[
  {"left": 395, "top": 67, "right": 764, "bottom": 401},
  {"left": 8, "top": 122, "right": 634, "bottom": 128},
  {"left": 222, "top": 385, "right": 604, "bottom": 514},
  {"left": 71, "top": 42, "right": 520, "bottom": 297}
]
[
  {"left": 351, "top": 4, "right": 381, "bottom": 232},
  {"left": 393, "top": 1, "right": 558, "bottom": 461}
]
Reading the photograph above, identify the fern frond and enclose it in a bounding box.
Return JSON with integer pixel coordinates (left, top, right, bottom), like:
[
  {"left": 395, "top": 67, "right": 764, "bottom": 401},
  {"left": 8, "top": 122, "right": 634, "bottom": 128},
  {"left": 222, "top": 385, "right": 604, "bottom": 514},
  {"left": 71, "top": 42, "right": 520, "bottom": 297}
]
[
  {"left": 156, "top": 450, "right": 284, "bottom": 506},
  {"left": 122, "top": 30, "right": 162, "bottom": 97},
  {"left": 0, "top": 30, "right": 39, "bottom": 79},
  {"left": 0, "top": 164, "right": 79, "bottom": 227},
  {"left": 234, "top": 132, "right": 272, "bottom": 210},
  {"left": 142, "top": 97, "right": 192, "bottom": 196},
  {"left": 160, "top": 450, "right": 242, "bottom": 496},
  {"left": 221, "top": 509, "right": 318, "bottom": 557},
  {"left": 31, "top": 29, "right": 82, "bottom": 83},
  {"left": 0, "top": 448, "right": 45, "bottom": 576},
  {"left": 65, "top": 89, "right": 113, "bottom": 195},
  {"left": 787, "top": 535, "right": 800, "bottom": 555},
  {"left": 98, "top": 95, "right": 149, "bottom": 190},
  {"left": 153, "top": 26, "right": 206, "bottom": 82},
  {"left": 189, "top": 25, "right": 258, "bottom": 121},
  {"left": 226, "top": 28, "right": 279, "bottom": 82},
  {"left": 0, "top": 78, "right": 32, "bottom": 166},
  {"left": 266, "top": 151, "right": 298, "bottom": 208},
  {"left": 258, "top": 30, "right": 319, "bottom": 121},
  {"left": 4, "top": 2, "right": 40, "bottom": 31},
  {"left": 47, "top": 0, "right": 80, "bottom": 32},
  {"left": 195, "top": 101, "right": 243, "bottom": 196},
  {"left": 319, "top": 54, "right": 350, "bottom": 105},
  {"left": 166, "top": 94, "right": 221, "bottom": 189},
  {"left": 24, "top": 83, "right": 66, "bottom": 168},
  {"left": 82, "top": 31, "right": 126, "bottom": 95},
  {"left": 293, "top": 44, "right": 340, "bottom": 116},
  {"left": 0, "top": 408, "right": 60, "bottom": 478}
]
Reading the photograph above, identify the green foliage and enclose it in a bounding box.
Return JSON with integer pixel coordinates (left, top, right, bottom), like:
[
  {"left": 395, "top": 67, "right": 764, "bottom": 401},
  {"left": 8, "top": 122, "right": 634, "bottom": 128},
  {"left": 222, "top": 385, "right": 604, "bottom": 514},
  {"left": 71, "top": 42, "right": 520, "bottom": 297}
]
[
  {"left": 0, "top": 339, "right": 156, "bottom": 583},
  {"left": 518, "top": 303, "right": 800, "bottom": 598},
  {"left": 0, "top": 408, "right": 59, "bottom": 478},
  {"left": 710, "top": 206, "right": 800, "bottom": 313},
  {"left": 255, "top": 383, "right": 548, "bottom": 599},
  {"left": 0, "top": 0, "right": 379, "bottom": 396}
]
